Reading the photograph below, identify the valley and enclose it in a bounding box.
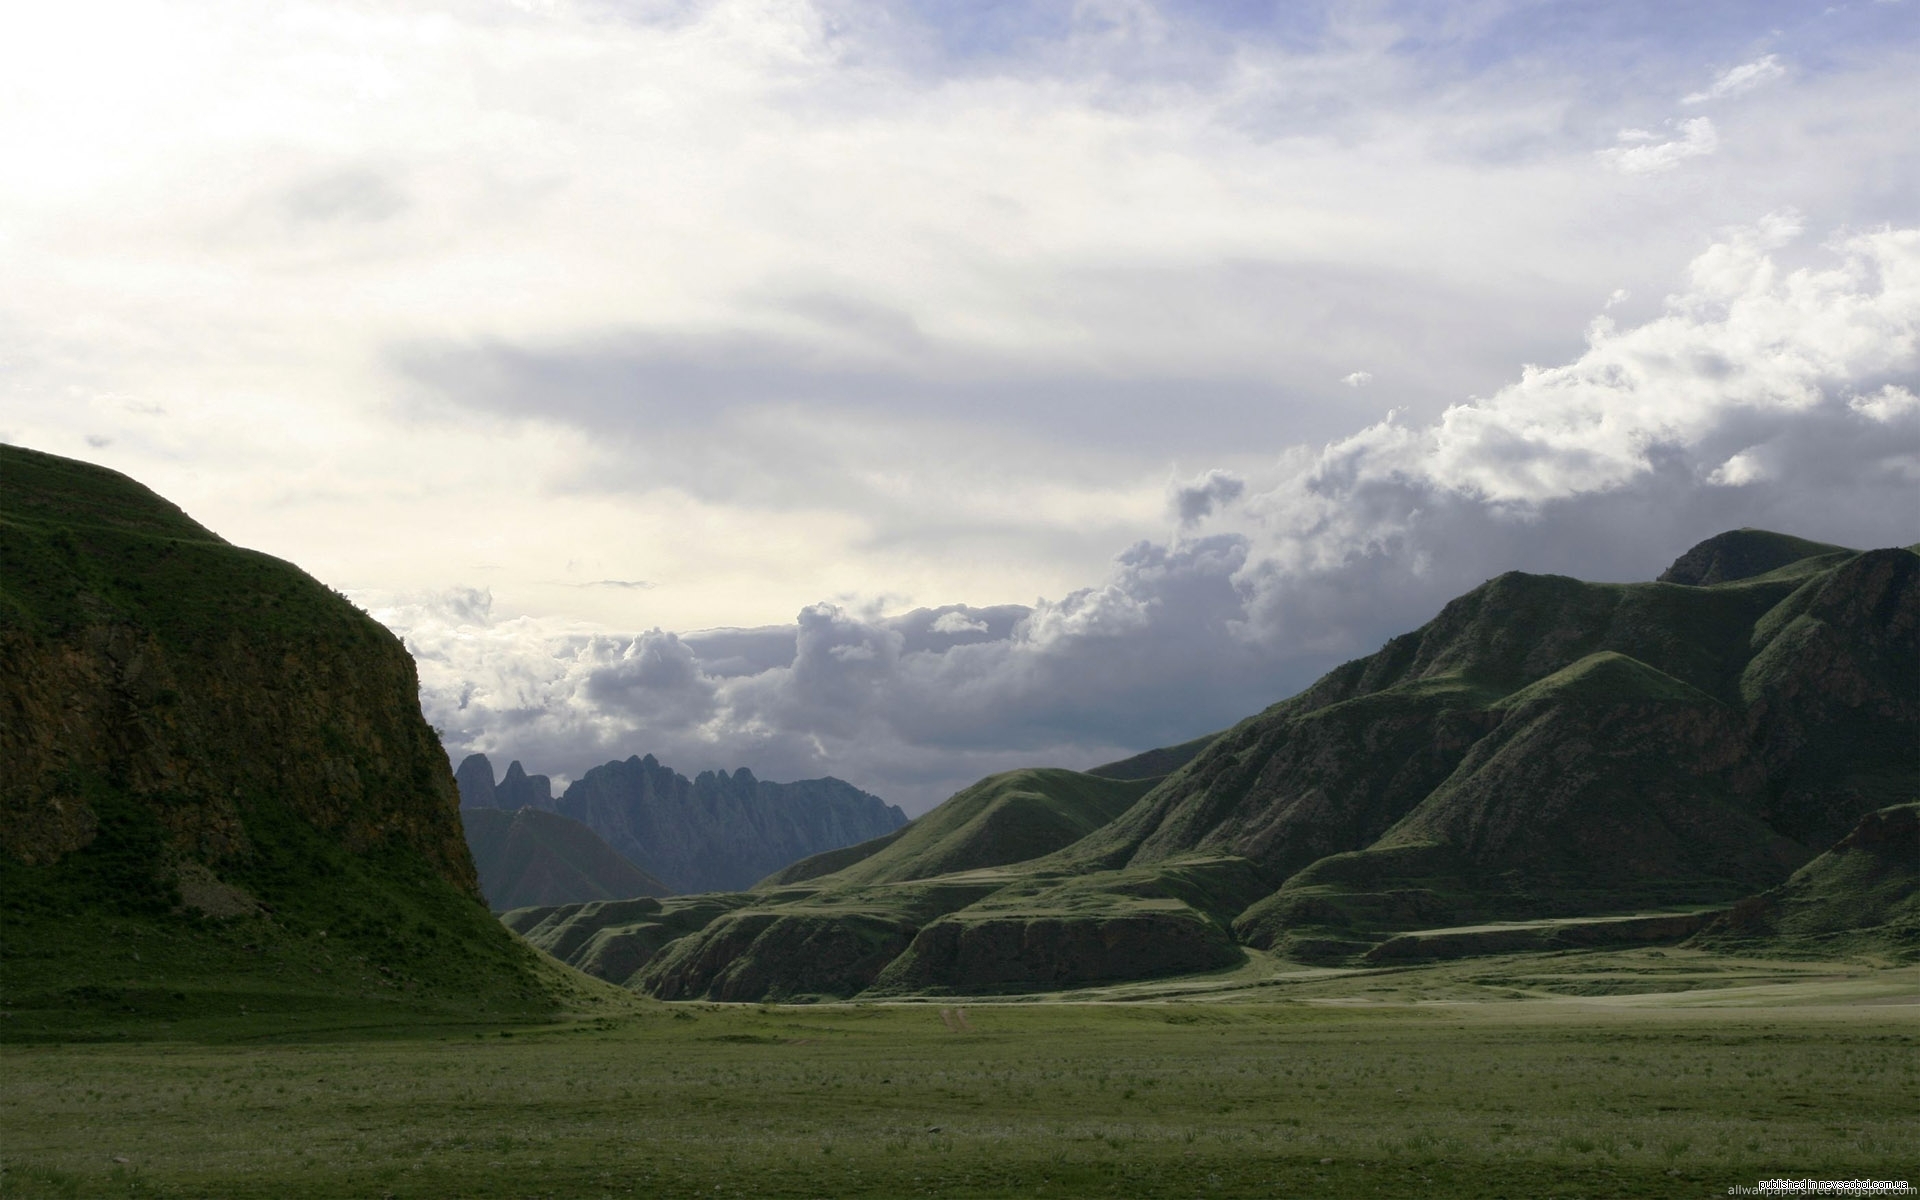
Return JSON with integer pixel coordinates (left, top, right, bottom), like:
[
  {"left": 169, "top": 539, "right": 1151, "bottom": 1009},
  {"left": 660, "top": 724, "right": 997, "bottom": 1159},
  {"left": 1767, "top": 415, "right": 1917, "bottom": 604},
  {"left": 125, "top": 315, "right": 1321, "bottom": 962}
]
[{"left": 3, "top": 445, "right": 1913, "bottom": 1199}]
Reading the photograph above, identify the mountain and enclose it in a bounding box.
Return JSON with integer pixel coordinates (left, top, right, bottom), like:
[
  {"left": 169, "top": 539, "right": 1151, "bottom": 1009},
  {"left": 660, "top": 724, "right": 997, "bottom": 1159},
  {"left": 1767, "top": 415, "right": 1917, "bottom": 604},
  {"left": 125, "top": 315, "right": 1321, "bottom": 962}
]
[
  {"left": 0, "top": 445, "right": 617, "bottom": 1036},
  {"left": 510, "top": 529, "right": 1916, "bottom": 1000},
  {"left": 462, "top": 806, "right": 670, "bottom": 912},
  {"left": 551, "top": 755, "right": 906, "bottom": 893},
  {"left": 455, "top": 751, "right": 905, "bottom": 894}
]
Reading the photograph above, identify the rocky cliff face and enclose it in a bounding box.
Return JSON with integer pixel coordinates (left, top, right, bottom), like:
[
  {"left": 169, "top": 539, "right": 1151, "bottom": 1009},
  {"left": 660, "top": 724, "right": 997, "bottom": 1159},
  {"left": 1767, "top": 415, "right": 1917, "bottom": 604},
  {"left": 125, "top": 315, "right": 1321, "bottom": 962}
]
[{"left": 0, "top": 447, "right": 473, "bottom": 891}]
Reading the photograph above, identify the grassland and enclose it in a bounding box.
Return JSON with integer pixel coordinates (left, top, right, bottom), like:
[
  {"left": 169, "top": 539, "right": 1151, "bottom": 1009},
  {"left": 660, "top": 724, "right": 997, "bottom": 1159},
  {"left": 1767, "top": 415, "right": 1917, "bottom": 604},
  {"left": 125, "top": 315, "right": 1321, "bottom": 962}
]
[{"left": 4, "top": 952, "right": 1913, "bottom": 1199}]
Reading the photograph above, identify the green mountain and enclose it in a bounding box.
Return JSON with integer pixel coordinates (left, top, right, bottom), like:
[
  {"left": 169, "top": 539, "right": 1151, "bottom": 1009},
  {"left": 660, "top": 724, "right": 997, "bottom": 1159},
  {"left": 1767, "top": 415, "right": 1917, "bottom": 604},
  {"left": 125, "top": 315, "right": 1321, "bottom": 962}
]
[
  {"left": 510, "top": 529, "right": 1915, "bottom": 1000},
  {"left": 761, "top": 768, "right": 1156, "bottom": 888},
  {"left": 462, "top": 806, "right": 669, "bottom": 912},
  {"left": 0, "top": 446, "right": 620, "bottom": 1037}
]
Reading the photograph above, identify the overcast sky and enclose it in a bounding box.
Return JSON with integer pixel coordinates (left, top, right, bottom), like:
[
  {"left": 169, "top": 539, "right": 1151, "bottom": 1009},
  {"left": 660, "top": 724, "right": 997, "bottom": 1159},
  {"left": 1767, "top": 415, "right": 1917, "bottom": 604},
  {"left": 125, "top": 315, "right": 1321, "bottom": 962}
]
[{"left": 5, "top": 0, "right": 1917, "bottom": 812}]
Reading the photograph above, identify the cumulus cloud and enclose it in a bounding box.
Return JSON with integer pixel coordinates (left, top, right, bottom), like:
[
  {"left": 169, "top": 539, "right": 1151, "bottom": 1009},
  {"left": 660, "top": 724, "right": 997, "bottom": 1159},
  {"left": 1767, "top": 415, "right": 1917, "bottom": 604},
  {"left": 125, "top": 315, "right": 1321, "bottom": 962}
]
[
  {"left": 1600, "top": 118, "right": 1719, "bottom": 175},
  {"left": 378, "top": 221, "right": 1919, "bottom": 813},
  {"left": 1169, "top": 469, "right": 1246, "bottom": 526},
  {"left": 1341, "top": 371, "right": 1373, "bottom": 387},
  {"left": 1684, "top": 55, "right": 1788, "bottom": 104}
]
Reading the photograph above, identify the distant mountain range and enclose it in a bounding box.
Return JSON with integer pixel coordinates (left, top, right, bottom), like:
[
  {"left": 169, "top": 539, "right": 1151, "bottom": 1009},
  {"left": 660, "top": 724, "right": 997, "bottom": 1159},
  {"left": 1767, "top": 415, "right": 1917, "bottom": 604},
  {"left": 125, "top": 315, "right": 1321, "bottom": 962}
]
[
  {"left": 456, "top": 752, "right": 906, "bottom": 897},
  {"left": 515, "top": 529, "right": 1919, "bottom": 1000},
  {"left": 462, "top": 806, "right": 669, "bottom": 912}
]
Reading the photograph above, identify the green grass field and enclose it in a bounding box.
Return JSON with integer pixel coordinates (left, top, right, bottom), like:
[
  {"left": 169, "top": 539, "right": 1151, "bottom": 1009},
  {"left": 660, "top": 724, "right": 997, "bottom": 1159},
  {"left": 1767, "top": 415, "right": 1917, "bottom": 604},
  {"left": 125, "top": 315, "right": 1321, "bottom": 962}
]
[{"left": 4, "top": 953, "right": 1914, "bottom": 1199}]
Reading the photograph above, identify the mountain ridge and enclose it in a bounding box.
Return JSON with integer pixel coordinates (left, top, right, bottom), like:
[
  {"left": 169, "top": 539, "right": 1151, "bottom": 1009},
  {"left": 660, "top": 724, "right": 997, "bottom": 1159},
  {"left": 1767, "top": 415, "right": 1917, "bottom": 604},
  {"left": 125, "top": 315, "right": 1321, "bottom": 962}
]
[
  {"left": 511, "top": 528, "right": 1918, "bottom": 999},
  {"left": 455, "top": 752, "right": 907, "bottom": 894}
]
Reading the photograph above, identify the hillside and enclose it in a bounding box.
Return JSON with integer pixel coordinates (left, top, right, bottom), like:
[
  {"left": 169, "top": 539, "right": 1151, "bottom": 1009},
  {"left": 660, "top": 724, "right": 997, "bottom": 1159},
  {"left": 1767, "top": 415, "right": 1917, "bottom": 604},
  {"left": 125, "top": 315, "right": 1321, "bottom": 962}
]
[
  {"left": 1696, "top": 802, "right": 1918, "bottom": 959},
  {"left": 462, "top": 806, "right": 670, "bottom": 911},
  {"left": 507, "top": 529, "right": 1916, "bottom": 1000},
  {"left": 760, "top": 768, "right": 1155, "bottom": 887},
  {"left": 0, "top": 445, "right": 624, "bottom": 1037}
]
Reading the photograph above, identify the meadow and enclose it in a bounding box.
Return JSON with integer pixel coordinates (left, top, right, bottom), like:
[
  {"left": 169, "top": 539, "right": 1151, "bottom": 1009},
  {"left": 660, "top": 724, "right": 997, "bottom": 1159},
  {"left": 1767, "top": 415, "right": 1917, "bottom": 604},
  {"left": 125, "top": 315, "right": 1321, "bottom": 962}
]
[{"left": 4, "top": 950, "right": 1914, "bottom": 1199}]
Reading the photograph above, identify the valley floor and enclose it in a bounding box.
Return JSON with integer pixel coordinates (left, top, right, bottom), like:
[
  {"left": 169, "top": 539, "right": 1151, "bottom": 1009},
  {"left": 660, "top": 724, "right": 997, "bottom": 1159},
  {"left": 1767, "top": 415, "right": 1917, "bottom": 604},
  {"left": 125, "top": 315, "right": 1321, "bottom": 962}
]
[{"left": 3, "top": 950, "right": 1915, "bottom": 1199}]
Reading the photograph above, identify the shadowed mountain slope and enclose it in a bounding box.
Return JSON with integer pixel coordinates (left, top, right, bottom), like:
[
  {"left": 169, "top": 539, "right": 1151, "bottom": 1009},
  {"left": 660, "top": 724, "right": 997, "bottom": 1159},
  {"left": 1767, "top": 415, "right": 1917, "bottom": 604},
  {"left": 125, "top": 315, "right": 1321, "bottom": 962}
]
[
  {"left": 462, "top": 806, "right": 669, "bottom": 912},
  {"left": 0, "top": 446, "right": 624, "bottom": 1037},
  {"left": 1074, "top": 539, "right": 1915, "bottom": 946}
]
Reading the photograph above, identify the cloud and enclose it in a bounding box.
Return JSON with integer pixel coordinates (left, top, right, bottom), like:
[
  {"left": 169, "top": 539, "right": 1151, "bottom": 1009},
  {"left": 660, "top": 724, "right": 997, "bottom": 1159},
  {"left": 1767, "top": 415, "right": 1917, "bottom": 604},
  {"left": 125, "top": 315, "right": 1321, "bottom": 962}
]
[
  {"left": 931, "top": 611, "right": 990, "bottom": 635},
  {"left": 1684, "top": 55, "right": 1788, "bottom": 104},
  {"left": 1849, "top": 383, "right": 1920, "bottom": 423},
  {"left": 380, "top": 221, "right": 1918, "bottom": 813},
  {"left": 1599, "top": 118, "right": 1718, "bottom": 175},
  {"left": 1169, "top": 469, "right": 1246, "bottom": 526},
  {"left": 1341, "top": 371, "right": 1373, "bottom": 387}
]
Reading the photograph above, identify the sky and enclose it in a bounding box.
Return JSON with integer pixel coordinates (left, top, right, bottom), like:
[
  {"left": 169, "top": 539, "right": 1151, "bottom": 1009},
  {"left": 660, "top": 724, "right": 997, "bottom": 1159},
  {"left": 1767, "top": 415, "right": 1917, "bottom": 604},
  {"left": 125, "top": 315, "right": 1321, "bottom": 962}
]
[{"left": 4, "top": 0, "right": 1917, "bottom": 812}]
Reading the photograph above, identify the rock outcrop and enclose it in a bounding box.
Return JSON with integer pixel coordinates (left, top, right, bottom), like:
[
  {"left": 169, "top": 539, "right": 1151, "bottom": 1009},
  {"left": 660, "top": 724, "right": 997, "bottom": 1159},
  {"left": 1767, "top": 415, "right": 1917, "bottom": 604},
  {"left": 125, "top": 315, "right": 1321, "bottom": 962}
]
[{"left": 0, "top": 445, "right": 602, "bottom": 1032}]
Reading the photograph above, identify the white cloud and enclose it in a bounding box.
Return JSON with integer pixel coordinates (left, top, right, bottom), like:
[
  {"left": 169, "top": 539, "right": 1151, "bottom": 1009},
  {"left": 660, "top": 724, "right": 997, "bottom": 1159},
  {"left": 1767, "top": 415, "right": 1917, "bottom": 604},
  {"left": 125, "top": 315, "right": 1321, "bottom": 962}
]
[
  {"left": 379, "top": 220, "right": 1920, "bottom": 812},
  {"left": 1684, "top": 55, "right": 1788, "bottom": 104},
  {"left": 1599, "top": 118, "right": 1719, "bottom": 175},
  {"left": 1707, "top": 448, "right": 1773, "bottom": 487},
  {"left": 930, "top": 611, "right": 990, "bottom": 635},
  {"left": 1342, "top": 371, "right": 1374, "bottom": 387},
  {"left": 1850, "top": 384, "right": 1920, "bottom": 422}
]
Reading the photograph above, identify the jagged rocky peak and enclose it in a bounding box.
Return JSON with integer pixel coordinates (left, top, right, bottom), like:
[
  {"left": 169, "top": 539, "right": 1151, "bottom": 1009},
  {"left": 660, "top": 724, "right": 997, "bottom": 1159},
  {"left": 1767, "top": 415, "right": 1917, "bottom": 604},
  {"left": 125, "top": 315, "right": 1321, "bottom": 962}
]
[
  {"left": 552, "top": 754, "right": 908, "bottom": 894},
  {"left": 497, "top": 760, "right": 554, "bottom": 810},
  {"left": 455, "top": 753, "right": 498, "bottom": 809}
]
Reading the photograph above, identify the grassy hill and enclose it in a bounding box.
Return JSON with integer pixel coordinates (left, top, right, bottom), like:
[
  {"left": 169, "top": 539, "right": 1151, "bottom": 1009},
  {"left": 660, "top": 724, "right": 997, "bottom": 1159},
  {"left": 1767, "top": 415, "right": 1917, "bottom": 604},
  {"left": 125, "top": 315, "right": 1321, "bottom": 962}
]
[
  {"left": 462, "top": 806, "right": 670, "bottom": 912},
  {"left": 0, "top": 445, "right": 631, "bottom": 1038},
  {"left": 1695, "top": 802, "right": 1918, "bottom": 959},
  {"left": 762, "top": 768, "right": 1156, "bottom": 888},
  {"left": 506, "top": 529, "right": 1916, "bottom": 1000}
]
